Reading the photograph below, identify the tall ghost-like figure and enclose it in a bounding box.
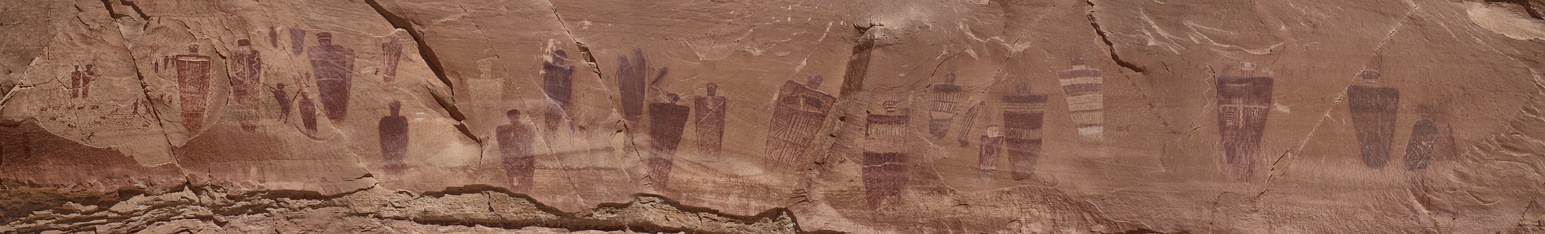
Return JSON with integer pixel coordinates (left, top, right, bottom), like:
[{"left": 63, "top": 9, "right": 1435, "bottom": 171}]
[
  {"left": 174, "top": 44, "right": 213, "bottom": 131},
  {"left": 1215, "top": 62, "right": 1274, "bottom": 180},
  {"left": 298, "top": 91, "right": 318, "bottom": 135},
  {"left": 693, "top": 83, "right": 727, "bottom": 161},
  {"left": 862, "top": 101, "right": 911, "bottom": 210},
  {"left": 1001, "top": 83, "right": 1047, "bottom": 180},
  {"left": 230, "top": 39, "right": 263, "bottom": 132},
  {"left": 308, "top": 32, "right": 356, "bottom": 121},
  {"left": 765, "top": 75, "right": 837, "bottom": 168},
  {"left": 616, "top": 49, "right": 665, "bottom": 122},
  {"left": 647, "top": 93, "right": 691, "bottom": 187},
  {"left": 379, "top": 101, "right": 409, "bottom": 175},
  {"left": 1057, "top": 57, "right": 1105, "bottom": 140},
  {"left": 70, "top": 65, "right": 85, "bottom": 98},
  {"left": 497, "top": 109, "right": 536, "bottom": 192},
  {"left": 380, "top": 35, "right": 403, "bottom": 90},
  {"left": 1347, "top": 69, "right": 1399, "bottom": 168},
  {"left": 927, "top": 73, "right": 965, "bottom": 139},
  {"left": 542, "top": 50, "right": 575, "bottom": 130}
]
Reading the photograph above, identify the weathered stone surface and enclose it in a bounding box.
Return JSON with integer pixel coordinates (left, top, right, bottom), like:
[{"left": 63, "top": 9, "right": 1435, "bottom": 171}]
[{"left": 5, "top": 0, "right": 1545, "bottom": 233}]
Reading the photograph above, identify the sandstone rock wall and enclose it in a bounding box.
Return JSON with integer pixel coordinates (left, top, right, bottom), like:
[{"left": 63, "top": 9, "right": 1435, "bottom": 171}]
[{"left": 4, "top": 0, "right": 1545, "bottom": 233}]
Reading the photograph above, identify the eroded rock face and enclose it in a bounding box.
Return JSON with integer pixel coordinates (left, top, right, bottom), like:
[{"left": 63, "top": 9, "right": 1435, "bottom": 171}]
[{"left": 5, "top": 0, "right": 1545, "bottom": 233}]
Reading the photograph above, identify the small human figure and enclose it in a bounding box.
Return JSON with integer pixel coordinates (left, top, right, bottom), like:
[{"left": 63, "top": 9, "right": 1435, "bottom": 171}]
[
  {"left": 497, "top": 109, "right": 536, "bottom": 192},
  {"left": 378, "top": 100, "right": 409, "bottom": 175}
]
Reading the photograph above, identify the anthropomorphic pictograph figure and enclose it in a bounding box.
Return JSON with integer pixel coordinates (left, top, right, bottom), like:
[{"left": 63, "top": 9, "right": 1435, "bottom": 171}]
[
  {"left": 175, "top": 44, "right": 213, "bottom": 131},
  {"left": 693, "top": 83, "right": 727, "bottom": 161},
  {"left": 1215, "top": 62, "right": 1274, "bottom": 180},
  {"left": 497, "top": 109, "right": 536, "bottom": 192},
  {"left": 862, "top": 101, "right": 911, "bottom": 210},
  {"left": 230, "top": 39, "right": 263, "bottom": 131},
  {"left": 1057, "top": 57, "right": 1106, "bottom": 140},
  {"left": 646, "top": 93, "right": 691, "bottom": 187},
  {"left": 765, "top": 75, "right": 836, "bottom": 169},
  {"left": 542, "top": 50, "right": 575, "bottom": 130},
  {"left": 308, "top": 32, "right": 356, "bottom": 121},
  {"left": 378, "top": 100, "right": 409, "bottom": 175},
  {"left": 1002, "top": 83, "right": 1047, "bottom": 180},
  {"left": 1347, "top": 69, "right": 1399, "bottom": 168}
]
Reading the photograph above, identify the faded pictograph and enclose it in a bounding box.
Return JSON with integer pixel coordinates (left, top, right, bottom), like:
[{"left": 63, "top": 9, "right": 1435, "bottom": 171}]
[
  {"left": 497, "top": 109, "right": 536, "bottom": 192},
  {"left": 380, "top": 35, "right": 403, "bottom": 90},
  {"left": 765, "top": 75, "right": 837, "bottom": 168},
  {"left": 379, "top": 101, "right": 409, "bottom": 175},
  {"left": 927, "top": 73, "right": 965, "bottom": 139},
  {"left": 956, "top": 103, "right": 982, "bottom": 147},
  {"left": 69, "top": 64, "right": 95, "bottom": 99},
  {"left": 647, "top": 93, "right": 691, "bottom": 186},
  {"left": 543, "top": 50, "right": 575, "bottom": 130},
  {"left": 1057, "top": 58, "right": 1105, "bottom": 140},
  {"left": 298, "top": 90, "right": 318, "bottom": 135},
  {"left": 1001, "top": 83, "right": 1047, "bottom": 180},
  {"left": 1215, "top": 62, "right": 1273, "bottom": 180},
  {"left": 862, "top": 101, "right": 911, "bottom": 209},
  {"left": 230, "top": 39, "right": 263, "bottom": 132},
  {"left": 268, "top": 26, "right": 279, "bottom": 48},
  {"left": 289, "top": 27, "right": 306, "bottom": 55},
  {"left": 174, "top": 44, "right": 213, "bottom": 131},
  {"left": 308, "top": 32, "right": 356, "bottom": 121},
  {"left": 693, "top": 83, "right": 727, "bottom": 161},
  {"left": 978, "top": 125, "right": 1004, "bottom": 180},
  {"left": 616, "top": 49, "right": 667, "bottom": 122},
  {"left": 1404, "top": 105, "right": 1449, "bottom": 171},
  {"left": 1347, "top": 69, "right": 1399, "bottom": 168}
]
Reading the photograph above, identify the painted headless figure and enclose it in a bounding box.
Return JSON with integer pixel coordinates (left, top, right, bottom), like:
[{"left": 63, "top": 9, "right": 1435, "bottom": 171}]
[
  {"left": 1215, "top": 62, "right": 1274, "bottom": 180},
  {"left": 646, "top": 93, "right": 691, "bottom": 187},
  {"left": 927, "top": 73, "right": 965, "bottom": 139},
  {"left": 765, "top": 75, "right": 836, "bottom": 168},
  {"left": 862, "top": 101, "right": 911, "bottom": 210},
  {"left": 693, "top": 83, "right": 727, "bottom": 161},
  {"left": 543, "top": 50, "right": 575, "bottom": 130},
  {"left": 497, "top": 109, "right": 536, "bottom": 192},
  {"left": 1001, "top": 83, "right": 1047, "bottom": 180},
  {"left": 174, "top": 44, "right": 213, "bottom": 131},
  {"left": 979, "top": 125, "right": 1004, "bottom": 180},
  {"left": 1347, "top": 69, "right": 1399, "bottom": 168},
  {"left": 378, "top": 101, "right": 409, "bottom": 175},
  {"left": 308, "top": 32, "right": 356, "bottom": 121},
  {"left": 616, "top": 49, "right": 666, "bottom": 122},
  {"left": 289, "top": 27, "right": 306, "bottom": 55},
  {"left": 381, "top": 35, "right": 403, "bottom": 90},
  {"left": 231, "top": 39, "right": 263, "bottom": 132},
  {"left": 1057, "top": 58, "right": 1106, "bottom": 140}
]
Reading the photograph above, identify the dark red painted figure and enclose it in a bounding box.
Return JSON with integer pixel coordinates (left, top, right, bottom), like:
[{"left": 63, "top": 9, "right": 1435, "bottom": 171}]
[
  {"left": 693, "top": 83, "right": 727, "bottom": 160},
  {"left": 381, "top": 35, "right": 403, "bottom": 90},
  {"left": 298, "top": 91, "right": 318, "bottom": 135},
  {"left": 543, "top": 50, "right": 575, "bottom": 130},
  {"left": 70, "top": 65, "right": 95, "bottom": 99},
  {"left": 979, "top": 125, "right": 1004, "bottom": 180},
  {"left": 308, "top": 32, "right": 356, "bottom": 121},
  {"left": 647, "top": 93, "right": 691, "bottom": 187},
  {"left": 862, "top": 101, "right": 911, "bottom": 209},
  {"left": 289, "top": 27, "right": 306, "bottom": 55},
  {"left": 1347, "top": 69, "right": 1399, "bottom": 168},
  {"left": 497, "top": 109, "right": 537, "bottom": 192},
  {"left": 1215, "top": 62, "right": 1274, "bottom": 180},
  {"left": 1002, "top": 83, "right": 1047, "bottom": 180},
  {"left": 379, "top": 100, "right": 409, "bottom": 175},
  {"left": 272, "top": 83, "right": 292, "bottom": 119},
  {"left": 231, "top": 39, "right": 263, "bottom": 132},
  {"left": 616, "top": 49, "right": 666, "bottom": 122},
  {"left": 765, "top": 75, "right": 836, "bottom": 168},
  {"left": 927, "top": 73, "right": 965, "bottom": 139},
  {"left": 1404, "top": 116, "right": 1439, "bottom": 171},
  {"left": 174, "top": 44, "right": 213, "bottom": 131}
]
